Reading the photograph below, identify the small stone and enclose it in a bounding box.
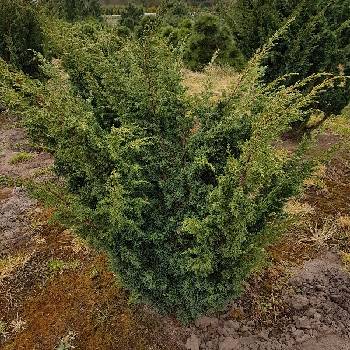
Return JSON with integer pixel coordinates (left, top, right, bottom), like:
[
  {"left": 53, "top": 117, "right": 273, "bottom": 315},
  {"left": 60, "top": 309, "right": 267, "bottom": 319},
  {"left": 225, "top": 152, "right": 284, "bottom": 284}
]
[
  {"left": 241, "top": 325, "right": 250, "bottom": 333},
  {"left": 330, "top": 294, "right": 342, "bottom": 303},
  {"left": 219, "top": 337, "right": 240, "bottom": 350},
  {"left": 186, "top": 334, "right": 200, "bottom": 350},
  {"left": 293, "top": 329, "right": 304, "bottom": 340},
  {"left": 296, "top": 316, "right": 311, "bottom": 329},
  {"left": 313, "top": 312, "right": 322, "bottom": 320},
  {"left": 222, "top": 328, "right": 230, "bottom": 337},
  {"left": 195, "top": 316, "right": 219, "bottom": 329},
  {"left": 296, "top": 334, "right": 311, "bottom": 344},
  {"left": 247, "top": 320, "right": 255, "bottom": 327},
  {"left": 291, "top": 295, "right": 309, "bottom": 310},
  {"left": 306, "top": 308, "right": 317, "bottom": 317},
  {"left": 258, "top": 329, "right": 270, "bottom": 341},
  {"left": 224, "top": 320, "right": 241, "bottom": 331}
]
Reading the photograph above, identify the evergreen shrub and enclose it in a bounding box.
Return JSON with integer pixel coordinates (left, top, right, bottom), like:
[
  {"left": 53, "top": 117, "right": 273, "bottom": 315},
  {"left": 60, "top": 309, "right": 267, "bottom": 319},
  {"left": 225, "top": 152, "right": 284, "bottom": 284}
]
[
  {"left": 183, "top": 13, "right": 245, "bottom": 71},
  {"left": 0, "top": 0, "right": 44, "bottom": 75},
  {"left": 0, "top": 33, "right": 339, "bottom": 321},
  {"left": 219, "top": 0, "right": 349, "bottom": 120},
  {"left": 43, "top": 0, "right": 102, "bottom": 21},
  {"left": 120, "top": 3, "right": 144, "bottom": 31},
  {"left": 264, "top": 0, "right": 350, "bottom": 116}
]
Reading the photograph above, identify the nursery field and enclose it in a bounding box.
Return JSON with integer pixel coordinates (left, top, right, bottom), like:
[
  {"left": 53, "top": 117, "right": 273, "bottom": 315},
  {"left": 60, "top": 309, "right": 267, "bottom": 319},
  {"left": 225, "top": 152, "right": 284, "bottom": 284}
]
[
  {"left": 1, "top": 0, "right": 350, "bottom": 349},
  {"left": 1, "top": 80, "right": 350, "bottom": 350}
]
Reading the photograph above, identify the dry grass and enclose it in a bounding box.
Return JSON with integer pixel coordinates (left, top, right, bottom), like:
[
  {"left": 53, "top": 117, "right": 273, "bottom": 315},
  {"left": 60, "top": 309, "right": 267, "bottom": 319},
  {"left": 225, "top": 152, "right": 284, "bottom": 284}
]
[
  {"left": 338, "top": 215, "right": 350, "bottom": 230},
  {"left": 303, "top": 164, "right": 327, "bottom": 190},
  {"left": 67, "top": 231, "right": 90, "bottom": 255},
  {"left": 0, "top": 253, "right": 32, "bottom": 281},
  {"left": 9, "top": 314, "right": 26, "bottom": 334},
  {"left": 47, "top": 259, "right": 80, "bottom": 274},
  {"left": 0, "top": 320, "right": 8, "bottom": 340},
  {"left": 284, "top": 199, "right": 315, "bottom": 217},
  {"left": 182, "top": 65, "right": 239, "bottom": 97},
  {"left": 301, "top": 217, "right": 339, "bottom": 246},
  {"left": 56, "top": 331, "right": 76, "bottom": 350}
]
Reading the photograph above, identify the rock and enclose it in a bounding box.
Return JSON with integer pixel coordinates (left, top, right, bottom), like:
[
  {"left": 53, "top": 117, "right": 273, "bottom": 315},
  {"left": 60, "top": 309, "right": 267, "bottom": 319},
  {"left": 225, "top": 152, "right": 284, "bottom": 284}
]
[
  {"left": 291, "top": 295, "right": 309, "bottom": 310},
  {"left": 219, "top": 337, "right": 240, "bottom": 350},
  {"left": 224, "top": 320, "right": 241, "bottom": 331},
  {"left": 306, "top": 308, "right": 317, "bottom": 317},
  {"left": 218, "top": 327, "right": 230, "bottom": 337},
  {"left": 293, "top": 329, "right": 304, "bottom": 336},
  {"left": 186, "top": 334, "right": 200, "bottom": 350},
  {"left": 295, "top": 316, "right": 311, "bottom": 329},
  {"left": 313, "top": 312, "right": 322, "bottom": 321},
  {"left": 258, "top": 329, "right": 270, "bottom": 341},
  {"left": 195, "top": 316, "right": 219, "bottom": 329},
  {"left": 295, "top": 333, "right": 311, "bottom": 344},
  {"left": 240, "top": 325, "right": 250, "bottom": 333}
]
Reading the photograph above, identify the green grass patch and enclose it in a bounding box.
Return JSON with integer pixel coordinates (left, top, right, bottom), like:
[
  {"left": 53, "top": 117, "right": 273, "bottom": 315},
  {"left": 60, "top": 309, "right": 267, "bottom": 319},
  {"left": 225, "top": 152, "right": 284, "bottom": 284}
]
[
  {"left": 9, "top": 152, "right": 34, "bottom": 165},
  {"left": 47, "top": 259, "right": 80, "bottom": 273}
]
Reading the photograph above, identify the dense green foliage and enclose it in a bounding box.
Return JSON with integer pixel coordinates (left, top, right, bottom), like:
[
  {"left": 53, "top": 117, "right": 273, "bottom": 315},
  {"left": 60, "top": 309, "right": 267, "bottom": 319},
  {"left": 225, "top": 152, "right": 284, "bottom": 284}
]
[
  {"left": 219, "top": 0, "right": 349, "bottom": 116},
  {"left": 0, "top": 0, "right": 44, "bottom": 75},
  {"left": 0, "top": 0, "right": 347, "bottom": 322},
  {"left": 41, "top": 18, "right": 127, "bottom": 127},
  {"left": 264, "top": 0, "right": 350, "bottom": 116},
  {"left": 183, "top": 13, "right": 245, "bottom": 70},
  {"left": 158, "top": 0, "right": 190, "bottom": 26},
  {"left": 43, "top": 0, "right": 102, "bottom": 21},
  {"left": 0, "top": 24, "right": 338, "bottom": 319},
  {"left": 120, "top": 3, "right": 145, "bottom": 30},
  {"left": 218, "top": 0, "right": 298, "bottom": 58}
]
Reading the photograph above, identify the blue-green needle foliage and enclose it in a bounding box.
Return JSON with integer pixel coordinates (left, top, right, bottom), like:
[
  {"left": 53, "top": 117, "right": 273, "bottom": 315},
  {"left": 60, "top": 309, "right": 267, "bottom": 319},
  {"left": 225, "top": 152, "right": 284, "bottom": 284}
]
[{"left": 0, "top": 31, "right": 338, "bottom": 321}]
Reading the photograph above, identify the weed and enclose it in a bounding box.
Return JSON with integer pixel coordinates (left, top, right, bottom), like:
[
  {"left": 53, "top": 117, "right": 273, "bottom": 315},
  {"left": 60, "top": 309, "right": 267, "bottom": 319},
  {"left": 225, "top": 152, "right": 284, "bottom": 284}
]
[
  {"left": 90, "top": 267, "right": 99, "bottom": 279},
  {"left": 301, "top": 217, "right": 339, "bottom": 247},
  {"left": 10, "top": 314, "right": 26, "bottom": 333},
  {"left": 47, "top": 259, "right": 80, "bottom": 273},
  {"left": 0, "top": 175, "right": 14, "bottom": 187},
  {"left": 341, "top": 252, "right": 350, "bottom": 269},
  {"left": 0, "top": 321, "right": 8, "bottom": 340},
  {"left": 284, "top": 200, "right": 315, "bottom": 217},
  {"left": 31, "top": 166, "right": 53, "bottom": 178},
  {"left": 31, "top": 234, "right": 46, "bottom": 245},
  {"left": 0, "top": 254, "right": 32, "bottom": 280},
  {"left": 56, "top": 331, "right": 76, "bottom": 350},
  {"left": 303, "top": 165, "right": 327, "bottom": 191},
  {"left": 9, "top": 152, "right": 34, "bottom": 165},
  {"left": 338, "top": 215, "right": 350, "bottom": 230},
  {"left": 70, "top": 234, "right": 89, "bottom": 254}
]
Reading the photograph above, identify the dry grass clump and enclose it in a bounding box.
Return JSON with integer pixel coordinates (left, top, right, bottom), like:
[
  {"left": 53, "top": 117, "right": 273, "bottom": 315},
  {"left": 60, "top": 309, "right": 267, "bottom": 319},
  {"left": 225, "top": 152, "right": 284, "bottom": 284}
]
[
  {"left": 0, "top": 253, "right": 32, "bottom": 280},
  {"left": 182, "top": 65, "right": 239, "bottom": 97},
  {"left": 284, "top": 199, "right": 315, "bottom": 217},
  {"left": 10, "top": 314, "right": 26, "bottom": 333},
  {"left": 338, "top": 215, "right": 350, "bottom": 230},
  {"left": 303, "top": 164, "right": 327, "bottom": 190}
]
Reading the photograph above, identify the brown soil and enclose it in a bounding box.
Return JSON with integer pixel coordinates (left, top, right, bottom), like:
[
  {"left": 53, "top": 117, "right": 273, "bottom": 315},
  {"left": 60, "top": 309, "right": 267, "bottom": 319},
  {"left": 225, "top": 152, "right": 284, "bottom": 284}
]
[{"left": 1, "top": 112, "right": 350, "bottom": 350}]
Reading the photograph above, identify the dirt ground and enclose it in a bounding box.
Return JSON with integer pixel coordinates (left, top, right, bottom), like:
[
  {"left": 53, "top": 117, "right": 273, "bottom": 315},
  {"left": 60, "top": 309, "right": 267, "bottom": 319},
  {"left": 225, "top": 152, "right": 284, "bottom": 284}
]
[{"left": 1, "top": 111, "right": 350, "bottom": 350}]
